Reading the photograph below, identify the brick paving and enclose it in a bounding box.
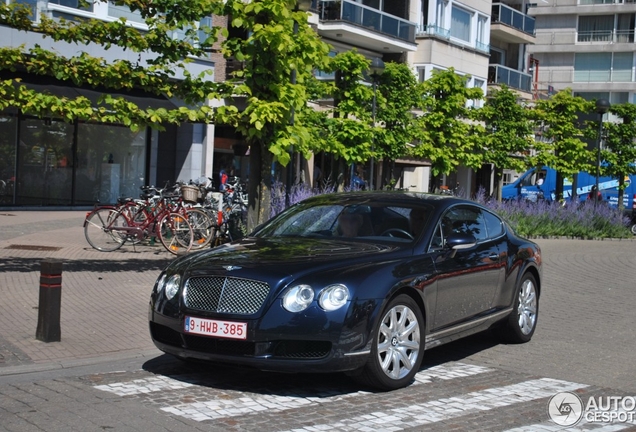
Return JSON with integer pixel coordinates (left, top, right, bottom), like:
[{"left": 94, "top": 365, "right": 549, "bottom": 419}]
[{"left": 0, "top": 210, "right": 172, "bottom": 369}]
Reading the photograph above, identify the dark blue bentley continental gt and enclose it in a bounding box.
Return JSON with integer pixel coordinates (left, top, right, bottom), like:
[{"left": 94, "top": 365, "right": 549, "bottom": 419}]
[{"left": 149, "top": 192, "right": 541, "bottom": 390}]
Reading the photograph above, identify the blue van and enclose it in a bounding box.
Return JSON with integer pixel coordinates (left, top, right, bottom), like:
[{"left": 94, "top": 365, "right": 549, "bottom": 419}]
[{"left": 502, "top": 166, "right": 636, "bottom": 211}]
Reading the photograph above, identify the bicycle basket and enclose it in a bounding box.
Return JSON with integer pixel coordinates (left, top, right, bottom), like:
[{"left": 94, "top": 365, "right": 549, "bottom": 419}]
[{"left": 180, "top": 185, "right": 201, "bottom": 203}]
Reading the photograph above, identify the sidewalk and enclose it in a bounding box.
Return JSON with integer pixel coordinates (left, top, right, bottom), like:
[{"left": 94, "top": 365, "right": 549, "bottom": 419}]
[{"left": 0, "top": 210, "right": 176, "bottom": 374}]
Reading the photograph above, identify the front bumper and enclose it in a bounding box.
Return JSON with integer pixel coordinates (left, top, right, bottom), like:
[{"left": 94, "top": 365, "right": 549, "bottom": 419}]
[{"left": 148, "top": 302, "right": 377, "bottom": 374}]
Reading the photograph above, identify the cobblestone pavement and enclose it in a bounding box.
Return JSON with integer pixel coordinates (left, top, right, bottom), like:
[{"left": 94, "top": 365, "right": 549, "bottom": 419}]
[{"left": 1, "top": 211, "right": 636, "bottom": 431}]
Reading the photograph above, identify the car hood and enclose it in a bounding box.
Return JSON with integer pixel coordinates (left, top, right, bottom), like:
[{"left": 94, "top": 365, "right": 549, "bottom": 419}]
[{"left": 171, "top": 237, "right": 404, "bottom": 279}]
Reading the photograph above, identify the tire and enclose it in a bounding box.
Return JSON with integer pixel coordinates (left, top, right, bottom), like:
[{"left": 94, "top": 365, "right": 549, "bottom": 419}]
[
  {"left": 84, "top": 208, "right": 128, "bottom": 252},
  {"left": 499, "top": 273, "right": 539, "bottom": 343},
  {"left": 186, "top": 208, "right": 215, "bottom": 250},
  {"left": 158, "top": 212, "right": 194, "bottom": 255},
  {"left": 630, "top": 224, "right": 636, "bottom": 235},
  {"left": 354, "top": 294, "right": 425, "bottom": 391}
]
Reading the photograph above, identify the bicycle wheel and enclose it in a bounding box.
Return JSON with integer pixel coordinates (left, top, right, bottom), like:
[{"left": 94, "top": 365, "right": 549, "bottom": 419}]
[
  {"left": 84, "top": 208, "right": 128, "bottom": 252},
  {"left": 158, "top": 212, "right": 194, "bottom": 255},
  {"left": 186, "top": 208, "right": 215, "bottom": 250}
]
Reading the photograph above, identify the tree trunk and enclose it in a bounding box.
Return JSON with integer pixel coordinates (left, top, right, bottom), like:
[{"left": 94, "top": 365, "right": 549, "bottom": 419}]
[
  {"left": 246, "top": 140, "right": 273, "bottom": 232},
  {"left": 618, "top": 176, "right": 625, "bottom": 211},
  {"left": 555, "top": 170, "right": 564, "bottom": 202},
  {"left": 494, "top": 166, "right": 503, "bottom": 202}
]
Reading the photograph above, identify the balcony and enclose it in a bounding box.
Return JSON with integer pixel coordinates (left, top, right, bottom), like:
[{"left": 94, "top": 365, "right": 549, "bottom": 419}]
[
  {"left": 416, "top": 25, "right": 490, "bottom": 54},
  {"left": 314, "top": 0, "right": 417, "bottom": 54},
  {"left": 490, "top": 3, "right": 536, "bottom": 45},
  {"left": 488, "top": 64, "right": 532, "bottom": 93}
]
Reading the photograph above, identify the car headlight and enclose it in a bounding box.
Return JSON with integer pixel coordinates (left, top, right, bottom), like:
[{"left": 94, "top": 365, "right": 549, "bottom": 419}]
[
  {"left": 164, "top": 274, "right": 181, "bottom": 300},
  {"left": 318, "top": 284, "right": 350, "bottom": 311},
  {"left": 282, "top": 284, "right": 314, "bottom": 312}
]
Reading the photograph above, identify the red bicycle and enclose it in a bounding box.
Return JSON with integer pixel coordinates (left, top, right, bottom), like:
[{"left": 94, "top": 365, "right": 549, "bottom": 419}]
[{"left": 84, "top": 186, "right": 194, "bottom": 255}]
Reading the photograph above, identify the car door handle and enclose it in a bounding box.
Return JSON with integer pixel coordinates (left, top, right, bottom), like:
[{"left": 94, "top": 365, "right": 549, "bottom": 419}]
[{"left": 488, "top": 253, "right": 500, "bottom": 261}]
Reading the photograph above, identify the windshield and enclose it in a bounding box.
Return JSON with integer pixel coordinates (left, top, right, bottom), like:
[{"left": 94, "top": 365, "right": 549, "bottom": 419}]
[{"left": 253, "top": 201, "right": 433, "bottom": 243}]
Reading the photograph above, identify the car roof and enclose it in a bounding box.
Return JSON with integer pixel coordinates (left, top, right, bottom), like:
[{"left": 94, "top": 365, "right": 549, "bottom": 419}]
[{"left": 297, "top": 191, "right": 476, "bottom": 210}]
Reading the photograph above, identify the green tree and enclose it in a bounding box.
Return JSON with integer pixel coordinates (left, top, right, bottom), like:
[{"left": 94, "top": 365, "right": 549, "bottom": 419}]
[
  {"left": 476, "top": 86, "right": 534, "bottom": 201},
  {"left": 411, "top": 68, "right": 483, "bottom": 184},
  {"left": 216, "top": 0, "right": 331, "bottom": 229},
  {"left": 375, "top": 62, "right": 422, "bottom": 189},
  {"left": 322, "top": 50, "right": 376, "bottom": 188},
  {"left": 530, "top": 89, "right": 593, "bottom": 201},
  {"left": 601, "top": 103, "right": 636, "bottom": 210}
]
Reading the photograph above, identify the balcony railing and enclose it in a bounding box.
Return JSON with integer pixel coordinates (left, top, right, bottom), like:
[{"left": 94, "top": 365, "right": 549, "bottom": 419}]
[
  {"left": 488, "top": 64, "right": 532, "bottom": 92},
  {"left": 417, "top": 25, "right": 490, "bottom": 53},
  {"left": 416, "top": 24, "right": 450, "bottom": 39},
  {"left": 317, "top": 0, "right": 416, "bottom": 44},
  {"left": 491, "top": 3, "right": 535, "bottom": 37},
  {"left": 475, "top": 40, "right": 490, "bottom": 53},
  {"left": 577, "top": 29, "right": 635, "bottom": 43},
  {"left": 579, "top": 0, "right": 636, "bottom": 4}
]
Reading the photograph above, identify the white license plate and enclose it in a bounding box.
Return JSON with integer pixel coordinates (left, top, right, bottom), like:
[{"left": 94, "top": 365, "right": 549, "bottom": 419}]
[{"left": 184, "top": 316, "right": 247, "bottom": 340}]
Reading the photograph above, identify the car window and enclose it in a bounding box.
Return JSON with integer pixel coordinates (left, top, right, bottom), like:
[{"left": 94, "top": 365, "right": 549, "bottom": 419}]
[
  {"left": 264, "top": 205, "right": 342, "bottom": 236},
  {"left": 254, "top": 202, "right": 432, "bottom": 243},
  {"left": 482, "top": 210, "right": 504, "bottom": 238},
  {"left": 429, "top": 206, "right": 495, "bottom": 250}
]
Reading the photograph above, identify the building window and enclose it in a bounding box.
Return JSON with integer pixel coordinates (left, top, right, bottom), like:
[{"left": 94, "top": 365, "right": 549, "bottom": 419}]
[
  {"left": 575, "top": 52, "right": 633, "bottom": 82},
  {"left": 472, "top": 78, "right": 485, "bottom": 108},
  {"left": 617, "top": 13, "right": 635, "bottom": 43},
  {"left": 578, "top": 14, "right": 635, "bottom": 43},
  {"left": 612, "top": 52, "right": 633, "bottom": 81},
  {"left": 436, "top": 0, "right": 446, "bottom": 27},
  {"left": 450, "top": 5, "right": 471, "bottom": 42},
  {"left": 315, "top": 50, "right": 337, "bottom": 80},
  {"left": 48, "top": 0, "right": 93, "bottom": 12},
  {"left": 108, "top": 1, "right": 144, "bottom": 24},
  {"left": 476, "top": 14, "right": 488, "bottom": 51},
  {"left": 577, "top": 15, "right": 613, "bottom": 42},
  {"left": 574, "top": 53, "right": 611, "bottom": 82}
]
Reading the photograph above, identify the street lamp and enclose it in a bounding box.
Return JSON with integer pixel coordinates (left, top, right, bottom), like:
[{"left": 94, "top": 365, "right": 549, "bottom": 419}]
[
  {"left": 594, "top": 98, "right": 610, "bottom": 208},
  {"left": 285, "top": 0, "right": 312, "bottom": 208},
  {"left": 368, "top": 57, "right": 385, "bottom": 190}
]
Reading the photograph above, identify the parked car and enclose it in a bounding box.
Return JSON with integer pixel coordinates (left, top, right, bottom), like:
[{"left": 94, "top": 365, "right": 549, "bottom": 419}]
[{"left": 149, "top": 192, "right": 542, "bottom": 390}]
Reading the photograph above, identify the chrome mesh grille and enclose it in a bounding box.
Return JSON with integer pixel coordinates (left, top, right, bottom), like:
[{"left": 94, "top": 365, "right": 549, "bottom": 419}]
[{"left": 184, "top": 277, "right": 270, "bottom": 315}]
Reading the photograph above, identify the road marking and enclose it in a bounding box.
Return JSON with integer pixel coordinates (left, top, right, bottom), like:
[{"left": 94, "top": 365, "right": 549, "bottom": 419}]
[
  {"left": 94, "top": 375, "right": 195, "bottom": 396},
  {"left": 413, "top": 362, "right": 492, "bottom": 384},
  {"left": 278, "top": 378, "right": 587, "bottom": 432}
]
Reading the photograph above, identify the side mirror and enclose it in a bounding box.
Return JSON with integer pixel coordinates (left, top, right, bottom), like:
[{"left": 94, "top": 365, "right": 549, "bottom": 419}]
[{"left": 446, "top": 233, "right": 477, "bottom": 253}]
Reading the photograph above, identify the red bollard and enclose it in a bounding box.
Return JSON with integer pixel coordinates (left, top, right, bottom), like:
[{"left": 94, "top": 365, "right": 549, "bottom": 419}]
[{"left": 36, "top": 259, "right": 63, "bottom": 342}]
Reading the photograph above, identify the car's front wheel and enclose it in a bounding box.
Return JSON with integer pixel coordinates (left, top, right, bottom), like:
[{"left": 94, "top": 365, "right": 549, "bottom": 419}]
[
  {"left": 353, "top": 294, "right": 424, "bottom": 391},
  {"left": 499, "top": 273, "right": 539, "bottom": 343}
]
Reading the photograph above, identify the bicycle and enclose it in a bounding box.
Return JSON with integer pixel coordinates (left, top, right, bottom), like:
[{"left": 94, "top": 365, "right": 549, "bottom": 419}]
[{"left": 84, "top": 185, "right": 194, "bottom": 255}]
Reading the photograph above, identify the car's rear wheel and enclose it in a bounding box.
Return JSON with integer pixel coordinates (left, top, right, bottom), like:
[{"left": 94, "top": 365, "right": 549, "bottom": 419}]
[
  {"left": 499, "top": 273, "right": 539, "bottom": 343},
  {"left": 353, "top": 294, "right": 424, "bottom": 391}
]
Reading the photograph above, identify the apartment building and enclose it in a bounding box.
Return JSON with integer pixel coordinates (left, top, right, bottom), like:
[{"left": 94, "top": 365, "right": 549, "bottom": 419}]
[
  {"left": 528, "top": 0, "right": 636, "bottom": 106},
  {"left": 309, "top": 0, "right": 534, "bottom": 193},
  {"left": 412, "top": 0, "right": 535, "bottom": 193}
]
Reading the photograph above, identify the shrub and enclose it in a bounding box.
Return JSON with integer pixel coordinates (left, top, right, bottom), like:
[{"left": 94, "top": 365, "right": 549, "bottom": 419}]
[{"left": 474, "top": 189, "right": 632, "bottom": 239}]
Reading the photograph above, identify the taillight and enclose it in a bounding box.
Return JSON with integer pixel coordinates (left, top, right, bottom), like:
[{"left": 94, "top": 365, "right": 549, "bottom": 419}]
[
  {"left": 632, "top": 194, "right": 636, "bottom": 210},
  {"left": 217, "top": 210, "right": 223, "bottom": 226}
]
